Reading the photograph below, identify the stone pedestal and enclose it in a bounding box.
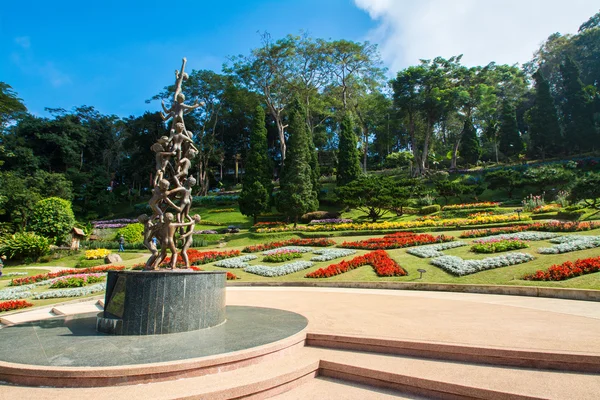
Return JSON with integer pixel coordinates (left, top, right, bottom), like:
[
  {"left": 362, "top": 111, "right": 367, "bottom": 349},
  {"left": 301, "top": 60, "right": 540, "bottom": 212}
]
[{"left": 97, "top": 270, "right": 226, "bottom": 335}]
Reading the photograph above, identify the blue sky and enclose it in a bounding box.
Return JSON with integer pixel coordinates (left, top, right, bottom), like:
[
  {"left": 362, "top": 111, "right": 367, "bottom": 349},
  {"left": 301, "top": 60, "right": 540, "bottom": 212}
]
[
  {"left": 1, "top": 0, "right": 373, "bottom": 117},
  {"left": 2, "top": 0, "right": 598, "bottom": 118}
]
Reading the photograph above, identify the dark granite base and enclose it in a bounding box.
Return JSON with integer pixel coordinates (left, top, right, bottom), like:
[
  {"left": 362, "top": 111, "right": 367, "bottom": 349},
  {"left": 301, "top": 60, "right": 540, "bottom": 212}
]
[
  {"left": 99, "top": 270, "right": 226, "bottom": 335},
  {"left": 0, "top": 306, "right": 308, "bottom": 367}
]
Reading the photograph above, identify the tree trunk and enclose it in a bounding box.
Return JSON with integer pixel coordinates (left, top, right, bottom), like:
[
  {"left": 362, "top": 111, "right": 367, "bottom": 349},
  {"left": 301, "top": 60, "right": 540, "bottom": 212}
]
[{"left": 450, "top": 139, "right": 461, "bottom": 170}]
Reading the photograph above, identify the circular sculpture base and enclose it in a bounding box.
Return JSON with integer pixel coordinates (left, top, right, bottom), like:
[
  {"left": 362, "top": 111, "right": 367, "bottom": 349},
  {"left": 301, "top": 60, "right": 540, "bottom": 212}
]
[{"left": 98, "top": 270, "right": 226, "bottom": 335}]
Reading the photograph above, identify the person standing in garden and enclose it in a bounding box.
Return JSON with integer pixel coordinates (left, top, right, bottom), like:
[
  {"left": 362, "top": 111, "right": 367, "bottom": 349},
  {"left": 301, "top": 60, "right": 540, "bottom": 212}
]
[{"left": 118, "top": 235, "right": 125, "bottom": 252}]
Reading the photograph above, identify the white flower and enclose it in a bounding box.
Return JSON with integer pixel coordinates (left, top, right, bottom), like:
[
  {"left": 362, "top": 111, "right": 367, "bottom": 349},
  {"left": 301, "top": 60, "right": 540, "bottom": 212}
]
[
  {"left": 407, "top": 241, "right": 467, "bottom": 258},
  {"left": 540, "top": 236, "right": 600, "bottom": 254},
  {"left": 32, "top": 283, "right": 107, "bottom": 300},
  {"left": 244, "top": 261, "right": 314, "bottom": 277},
  {"left": 475, "top": 232, "right": 559, "bottom": 242},
  {"left": 311, "top": 249, "right": 356, "bottom": 262},
  {"left": 262, "top": 246, "right": 314, "bottom": 255},
  {"left": 214, "top": 255, "right": 258, "bottom": 268},
  {"left": 430, "top": 252, "right": 534, "bottom": 276}
]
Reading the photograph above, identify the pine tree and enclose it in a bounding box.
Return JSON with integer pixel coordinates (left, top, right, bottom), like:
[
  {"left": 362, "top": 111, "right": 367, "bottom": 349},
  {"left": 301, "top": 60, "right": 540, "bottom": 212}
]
[
  {"left": 498, "top": 100, "right": 524, "bottom": 158},
  {"left": 239, "top": 106, "right": 272, "bottom": 224},
  {"left": 276, "top": 97, "right": 318, "bottom": 225},
  {"left": 336, "top": 113, "right": 362, "bottom": 186},
  {"left": 459, "top": 118, "right": 480, "bottom": 165},
  {"left": 560, "top": 57, "right": 596, "bottom": 153},
  {"left": 529, "top": 69, "right": 563, "bottom": 159}
]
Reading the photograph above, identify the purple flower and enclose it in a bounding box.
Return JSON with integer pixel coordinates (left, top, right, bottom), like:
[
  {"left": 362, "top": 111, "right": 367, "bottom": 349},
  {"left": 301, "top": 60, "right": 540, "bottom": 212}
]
[{"left": 309, "top": 219, "right": 353, "bottom": 225}]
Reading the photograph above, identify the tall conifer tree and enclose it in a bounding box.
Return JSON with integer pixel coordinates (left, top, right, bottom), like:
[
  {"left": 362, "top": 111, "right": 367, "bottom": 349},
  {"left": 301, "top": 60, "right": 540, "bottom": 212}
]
[
  {"left": 239, "top": 106, "right": 272, "bottom": 224},
  {"left": 529, "top": 69, "right": 562, "bottom": 159},
  {"left": 336, "top": 113, "right": 362, "bottom": 186},
  {"left": 459, "top": 118, "right": 480, "bottom": 165},
  {"left": 498, "top": 100, "right": 524, "bottom": 158},
  {"left": 276, "top": 97, "right": 318, "bottom": 225}
]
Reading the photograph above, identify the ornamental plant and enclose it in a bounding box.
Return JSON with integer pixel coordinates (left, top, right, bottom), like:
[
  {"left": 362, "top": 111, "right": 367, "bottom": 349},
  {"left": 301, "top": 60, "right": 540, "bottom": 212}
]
[
  {"left": 538, "top": 236, "right": 600, "bottom": 254},
  {"left": 523, "top": 256, "right": 600, "bottom": 281},
  {"left": 442, "top": 202, "right": 500, "bottom": 211},
  {"left": 262, "top": 250, "right": 303, "bottom": 263},
  {"left": 114, "top": 223, "right": 144, "bottom": 244},
  {"left": 28, "top": 197, "right": 75, "bottom": 243},
  {"left": 244, "top": 261, "right": 314, "bottom": 277},
  {"left": 0, "top": 232, "right": 50, "bottom": 261},
  {"left": 85, "top": 248, "right": 111, "bottom": 260},
  {"left": 407, "top": 241, "right": 467, "bottom": 258},
  {"left": 340, "top": 232, "right": 454, "bottom": 250},
  {"left": 242, "top": 238, "right": 335, "bottom": 253},
  {"left": 470, "top": 239, "right": 529, "bottom": 254},
  {"left": 310, "top": 249, "right": 356, "bottom": 262},
  {"left": 9, "top": 265, "right": 125, "bottom": 286},
  {"left": 162, "top": 249, "right": 241, "bottom": 267},
  {"left": 214, "top": 255, "right": 258, "bottom": 268},
  {"left": 306, "top": 250, "right": 407, "bottom": 278},
  {"left": 0, "top": 299, "right": 34, "bottom": 313},
  {"left": 50, "top": 274, "right": 105, "bottom": 289},
  {"left": 532, "top": 204, "right": 561, "bottom": 214},
  {"left": 33, "top": 283, "right": 106, "bottom": 300},
  {"left": 430, "top": 253, "right": 534, "bottom": 276}
]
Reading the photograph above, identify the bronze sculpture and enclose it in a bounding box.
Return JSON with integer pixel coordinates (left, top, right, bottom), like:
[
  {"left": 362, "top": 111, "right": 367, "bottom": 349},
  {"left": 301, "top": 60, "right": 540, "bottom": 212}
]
[{"left": 141, "top": 57, "right": 203, "bottom": 270}]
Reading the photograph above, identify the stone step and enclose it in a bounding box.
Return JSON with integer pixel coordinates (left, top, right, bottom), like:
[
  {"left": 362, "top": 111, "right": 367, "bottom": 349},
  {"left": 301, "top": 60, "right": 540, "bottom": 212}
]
[{"left": 307, "top": 347, "right": 600, "bottom": 400}]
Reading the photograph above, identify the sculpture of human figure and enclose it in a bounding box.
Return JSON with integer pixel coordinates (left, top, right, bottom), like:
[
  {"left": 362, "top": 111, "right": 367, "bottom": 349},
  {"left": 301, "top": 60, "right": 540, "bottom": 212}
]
[
  {"left": 138, "top": 214, "right": 161, "bottom": 270},
  {"left": 179, "top": 214, "right": 201, "bottom": 268},
  {"left": 175, "top": 147, "right": 197, "bottom": 181},
  {"left": 167, "top": 176, "right": 196, "bottom": 224},
  {"left": 151, "top": 136, "right": 175, "bottom": 185},
  {"left": 153, "top": 212, "right": 198, "bottom": 269},
  {"left": 168, "top": 122, "right": 198, "bottom": 160},
  {"left": 149, "top": 179, "right": 180, "bottom": 222},
  {"left": 161, "top": 93, "right": 204, "bottom": 128}
]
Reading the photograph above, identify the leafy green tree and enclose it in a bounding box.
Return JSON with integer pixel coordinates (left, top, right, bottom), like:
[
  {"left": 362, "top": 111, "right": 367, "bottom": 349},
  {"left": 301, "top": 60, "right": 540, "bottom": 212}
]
[
  {"left": 336, "top": 113, "right": 362, "bottom": 186},
  {"left": 458, "top": 118, "right": 480, "bottom": 165},
  {"left": 485, "top": 170, "right": 523, "bottom": 198},
  {"left": 336, "top": 175, "right": 417, "bottom": 222},
  {"left": 0, "top": 82, "right": 27, "bottom": 130},
  {"left": 528, "top": 69, "right": 563, "bottom": 159},
  {"left": 276, "top": 97, "right": 318, "bottom": 225},
  {"left": 28, "top": 197, "right": 75, "bottom": 243},
  {"left": 560, "top": 57, "right": 596, "bottom": 152},
  {"left": 115, "top": 223, "right": 144, "bottom": 244},
  {"left": 569, "top": 172, "right": 600, "bottom": 209},
  {"left": 239, "top": 106, "right": 272, "bottom": 223},
  {"left": 498, "top": 100, "right": 523, "bottom": 158}
]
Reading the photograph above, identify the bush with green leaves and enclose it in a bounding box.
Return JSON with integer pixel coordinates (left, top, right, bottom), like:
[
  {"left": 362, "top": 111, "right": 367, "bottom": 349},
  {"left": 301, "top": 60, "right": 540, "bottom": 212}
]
[
  {"left": 114, "top": 223, "right": 144, "bottom": 244},
  {"left": 419, "top": 205, "right": 441, "bottom": 215},
  {"left": 569, "top": 173, "right": 600, "bottom": 210},
  {"left": 0, "top": 232, "right": 50, "bottom": 261},
  {"left": 384, "top": 151, "right": 413, "bottom": 169},
  {"left": 28, "top": 197, "right": 75, "bottom": 243}
]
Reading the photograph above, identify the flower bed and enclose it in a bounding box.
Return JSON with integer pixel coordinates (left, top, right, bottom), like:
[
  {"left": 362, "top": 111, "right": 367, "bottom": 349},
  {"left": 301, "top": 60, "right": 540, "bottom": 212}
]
[
  {"left": 244, "top": 261, "right": 314, "bottom": 277},
  {"left": 309, "top": 219, "right": 353, "bottom": 225},
  {"left": 430, "top": 253, "right": 534, "bottom": 276},
  {"left": 0, "top": 288, "right": 33, "bottom": 301},
  {"left": 262, "top": 246, "right": 314, "bottom": 255},
  {"left": 256, "top": 214, "right": 527, "bottom": 233},
  {"left": 226, "top": 272, "right": 239, "bottom": 280},
  {"left": 162, "top": 249, "right": 241, "bottom": 267},
  {"left": 406, "top": 241, "right": 467, "bottom": 258},
  {"left": 242, "top": 238, "right": 335, "bottom": 253},
  {"left": 306, "top": 250, "right": 407, "bottom": 278},
  {"left": 214, "top": 255, "right": 258, "bottom": 268},
  {"left": 85, "top": 249, "right": 111, "bottom": 260},
  {"left": 251, "top": 222, "right": 287, "bottom": 229},
  {"left": 460, "top": 226, "right": 531, "bottom": 238},
  {"left": 9, "top": 266, "right": 125, "bottom": 286},
  {"left": 473, "top": 232, "right": 559, "bottom": 242},
  {"left": 49, "top": 274, "right": 106, "bottom": 289},
  {"left": 311, "top": 249, "right": 357, "bottom": 262},
  {"left": 262, "top": 250, "right": 304, "bottom": 263},
  {"left": 442, "top": 202, "right": 500, "bottom": 210},
  {"left": 92, "top": 218, "right": 137, "bottom": 229},
  {"left": 532, "top": 204, "right": 562, "bottom": 214},
  {"left": 523, "top": 256, "right": 600, "bottom": 281},
  {"left": 209, "top": 208, "right": 236, "bottom": 213},
  {"left": 471, "top": 239, "right": 529, "bottom": 254},
  {"left": 193, "top": 230, "right": 219, "bottom": 235},
  {"left": 339, "top": 232, "right": 454, "bottom": 250},
  {"left": 2, "top": 272, "right": 28, "bottom": 277},
  {"left": 33, "top": 283, "right": 107, "bottom": 300},
  {"left": 538, "top": 236, "right": 600, "bottom": 254},
  {"left": 0, "top": 299, "right": 33, "bottom": 313},
  {"left": 460, "top": 222, "right": 600, "bottom": 238}
]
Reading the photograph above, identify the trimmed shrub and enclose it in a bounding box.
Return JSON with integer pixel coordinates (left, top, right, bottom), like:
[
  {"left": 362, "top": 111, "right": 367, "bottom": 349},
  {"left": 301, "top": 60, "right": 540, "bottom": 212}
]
[
  {"left": 75, "top": 259, "right": 106, "bottom": 269},
  {"left": 419, "top": 205, "right": 441, "bottom": 215},
  {"left": 28, "top": 197, "right": 75, "bottom": 243},
  {"left": 0, "top": 232, "right": 50, "bottom": 261},
  {"left": 114, "top": 223, "right": 144, "bottom": 244},
  {"left": 300, "top": 211, "right": 340, "bottom": 223}
]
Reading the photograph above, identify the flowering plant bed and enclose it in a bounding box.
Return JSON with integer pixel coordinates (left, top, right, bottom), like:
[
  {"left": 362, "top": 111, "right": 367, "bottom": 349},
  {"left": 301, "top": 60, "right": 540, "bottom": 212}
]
[
  {"left": 9, "top": 266, "right": 125, "bottom": 286},
  {"left": 33, "top": 283, "right": 107, "bottom": 300},
  {"left": 339, "top": 232, "right": 454, "bottom": 250},
  {"left": 461, "top": 222, "right": 600, "bottom": 238},
  {"left": 85, "top": 249, "right": 111, "bottom": 260},
  {"left": 262, "top": 246, "right": 314, "bottom": 255},
  {"left": 256, "top": 214, "right": 527, "bottom": 233},
  {"left": 50, "top": 274, "right": 106, "bottom": 289},
  {"left": 209, "top": 208, "right": 236, "bottom": 213},
  {"left": 471, "top": 239, "right": 529, "bottom": 253},
  {"left": 309, "top": 219, "right": 353, "bottom": 225},
  {"left": 532, "top": 204, "right": 562, "bottom": 214},
  {"left": 523, "top": 256, "right": 600, "bottom": 281},
  {"left": 0, "top": 299, "right": 33, "bottom": 313},
  {"left": 242, "top": 238, "right": 335, "bottom": 253},
  {"left": 538, "top": 236, "right": 600, "bottom": 254},
  {"left": 460, "top": 226, "right": 530, "bottom": 238},
  {"left": 226, "top": 272, "right": 239, "bottom": 280},
  {"left": 91, "top": 218, "right": 137, "bottom": 229},
  {"left": 406, "top": 241, "right": 467, "bottom": 258},
  {"left": 262, "top": 250, "right": 304, "bottom": 263},
  {"left": 214, "top": 255, "right": 258, "bottom": 268},
  {"left": 430, "top": 253, "right": 534, "bottom": 276},
  {"left": 306, "top": 250, "right": 407, "bottom": 278},
  {"left": 310, "top": 249, "right": 356, "bottom": 262},
  {"left": 442, "top": 202, "right": 500, "bottom": 210},
  {"left": 473, "top": 232, "right": 559, "bottom": 242},
  {"left": 244, "top": 261, "right": 314, "bottom": 277},
  {"left": 2, "top": 272, "right": 28, "bottom": 277},
  {"left": 162, "top": 249, "right": 241, "bottom": 267}
]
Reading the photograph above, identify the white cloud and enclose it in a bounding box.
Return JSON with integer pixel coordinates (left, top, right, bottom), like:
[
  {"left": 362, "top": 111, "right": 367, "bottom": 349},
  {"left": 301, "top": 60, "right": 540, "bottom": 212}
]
[
  {"left": 11, "top": 38, "right": 72, "bottom": 88},
  {"left": 354, "top": 0, "right": 599, "bottom": 72}
]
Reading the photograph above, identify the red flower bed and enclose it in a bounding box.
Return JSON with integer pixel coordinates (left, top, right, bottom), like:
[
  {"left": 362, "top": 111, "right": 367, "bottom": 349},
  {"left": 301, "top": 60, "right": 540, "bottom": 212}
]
[
  {"left": 523, "top": 256, "right": 600, "bottom": 281},
  {"left": 9, "top": 266, "right": 126, "bottom": 286},
  {"left": 163, "top": 249, "right": 241, "bottom": 267},
  {"left": 460, "top": 226, "right": 530, "bottom": 238},
  {"left": 306, "top": 250, "right": 407, "bottom": 278},
  {"left": 461, "top": 221, "right": 600, "bottom": 238},
  {"left": 243, "top": 238, "right": 335, "bottom": 253},
  {"left": 340, "top": 232, "right": 454, "bottom": 250},
  {"left": 0, "top": 300, "right": 34, "bottom": 312},
  {"left": 226, "top": 272, "right": 238, "bottom": 280}
]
